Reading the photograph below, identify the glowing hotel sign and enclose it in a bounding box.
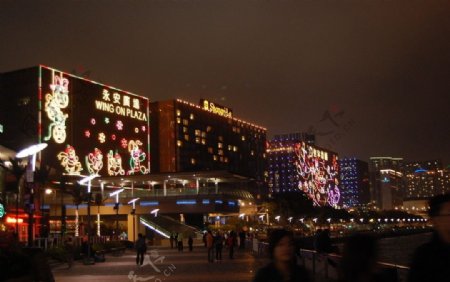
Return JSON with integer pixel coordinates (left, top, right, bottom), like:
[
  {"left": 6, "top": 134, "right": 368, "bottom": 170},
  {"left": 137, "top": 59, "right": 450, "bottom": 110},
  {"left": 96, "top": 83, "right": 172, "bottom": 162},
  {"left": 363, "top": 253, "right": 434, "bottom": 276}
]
[
  {"left": 40, "top": 66, "right": 150, "bottom": 177},
  {"left": 200, "top": 99, "right": 233, "bottom": 118}
]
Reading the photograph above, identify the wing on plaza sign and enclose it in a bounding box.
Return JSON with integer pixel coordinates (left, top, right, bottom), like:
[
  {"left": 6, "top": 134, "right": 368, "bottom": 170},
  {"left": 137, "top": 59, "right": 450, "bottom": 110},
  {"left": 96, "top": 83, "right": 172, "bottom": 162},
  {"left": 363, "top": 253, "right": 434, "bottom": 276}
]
[{"left": 40, "top": 66, "right": 150, "bottom": 176}]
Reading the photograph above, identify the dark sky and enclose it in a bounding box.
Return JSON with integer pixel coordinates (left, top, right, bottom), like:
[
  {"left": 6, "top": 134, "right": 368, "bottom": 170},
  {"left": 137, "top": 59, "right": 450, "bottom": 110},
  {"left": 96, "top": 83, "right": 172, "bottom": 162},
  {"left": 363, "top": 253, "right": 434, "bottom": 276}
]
[{"left": 1, "top": 0, "right": 449, "bottom": 164}]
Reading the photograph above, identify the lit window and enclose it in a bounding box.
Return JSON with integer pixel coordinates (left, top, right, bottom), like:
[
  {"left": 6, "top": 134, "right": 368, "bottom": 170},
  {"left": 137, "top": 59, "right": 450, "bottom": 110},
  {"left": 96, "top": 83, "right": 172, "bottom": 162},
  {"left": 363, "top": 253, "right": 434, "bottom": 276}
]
[
  {"left": 241, "top": 136, "right": 246, "bottom": 141},
  {"left": 206, "top": 126, "right": 212, "bottom": 132},
  {"left": 208, "top": 147, "right": 213, "bottom": 154},
  {"left": 183, "top": 119, "right": 188, "bottom": 126},
  {"left": 191, "top": 158, "right": 196, "bottom": 165},
  {"left": 184, "top": 134, "right": 189, "bottom": 141},
  {"left": 213, "top": 155, "right": 218, "bottom": 161},
  {"left": 228, "top": 145, "right": 232, "bottom": 151},
  {"left": 190, "top": 113, "right": 194, "bottom": 120},
  {"left": 218, "top": 149, "right": 223, "bottom": 156},
  {"left": 176, "top": 118, "right": 181, "bottom": 124},
  {"left": 195, "top": 129, "right": 201, "bottom": 136},
  {"left": 177, "top": 140, "right": 183, "bottom": 147},
  {"left": 201, "top": 131, "right": 206, "bottom": 138},
  {"left": 195, "top": 137, "right": 201, "bottom": 144},
  {"left": 183, "top": 127, "right": 188, "bottom": 133},
  {"left": 201, "top": 139, "right": 206, "bottom": 145},
  {"left": 233, "top": 146, "right": 238, "bottom": 152},
  {"left": 218, "top": 143, "right": 223, "bottom": 149},
  {"left": 251, "top": 150, "right": 254, "bottom": 156},
  {"left": 218, "top": 136, "right": 223, "bottom": 141},
  {"left": 176, "top": 109, "right": 181, "bottom": 116}
]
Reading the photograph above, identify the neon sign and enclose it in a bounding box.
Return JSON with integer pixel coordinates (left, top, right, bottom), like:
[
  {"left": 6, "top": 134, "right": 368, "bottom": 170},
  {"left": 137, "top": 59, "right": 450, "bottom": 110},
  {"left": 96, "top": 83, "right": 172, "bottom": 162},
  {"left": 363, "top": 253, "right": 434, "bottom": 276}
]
[
  {"left": 85, "top": 148, "right": 103, "bottom": 175},
  {"left": 294, "top": 142, "right": 340, "bottom": 207},
  {"left": 200, "top": 99, "right": 233, "bottom": 118},
  {"left": 95, "top": 89, "right": 147, "bottom": 121},
  {"left": 58, "top": 145, "right": 83, "bottom": 175},
  {"left": 127, "top": 140, "right": 148, "bottom": 175},
  {"left": 0, "top": 203, "right": 5, "bottom": 218},
  {"left": 107, "top": 150, "right": 125, "bottom": 176},
  {"left": 44, "top": 72, "right": 69, "bottom": 143}
]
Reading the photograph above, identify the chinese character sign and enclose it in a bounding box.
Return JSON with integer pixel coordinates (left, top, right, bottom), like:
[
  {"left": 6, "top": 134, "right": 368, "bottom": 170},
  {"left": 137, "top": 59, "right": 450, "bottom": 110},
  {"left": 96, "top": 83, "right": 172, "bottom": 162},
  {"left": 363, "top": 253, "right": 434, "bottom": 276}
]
[{"left": 40, "top": 66, "right": 150, "bottom": 176}]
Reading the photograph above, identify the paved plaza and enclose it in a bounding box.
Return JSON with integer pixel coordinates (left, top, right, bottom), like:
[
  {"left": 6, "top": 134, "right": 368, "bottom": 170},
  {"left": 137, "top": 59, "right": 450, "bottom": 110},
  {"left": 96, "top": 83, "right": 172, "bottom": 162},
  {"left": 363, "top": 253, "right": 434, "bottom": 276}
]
[{"left": 52, "top": 245, "right": 269, "bottom": 282}]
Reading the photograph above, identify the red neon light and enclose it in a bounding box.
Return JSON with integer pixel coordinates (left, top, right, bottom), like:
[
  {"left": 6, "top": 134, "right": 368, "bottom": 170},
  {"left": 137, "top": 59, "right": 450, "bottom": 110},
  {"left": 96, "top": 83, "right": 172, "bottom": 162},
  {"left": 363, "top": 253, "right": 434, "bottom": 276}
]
[{"left": 6, "top": 217, "right": 24, "bottom": 224}]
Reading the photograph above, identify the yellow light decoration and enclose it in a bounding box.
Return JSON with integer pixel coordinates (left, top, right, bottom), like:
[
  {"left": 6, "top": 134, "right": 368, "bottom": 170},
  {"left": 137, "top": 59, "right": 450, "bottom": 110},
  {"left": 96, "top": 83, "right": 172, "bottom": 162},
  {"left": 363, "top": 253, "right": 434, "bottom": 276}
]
[
  {"left": 57, "top": 145, "right": 83, "bottom": 175},
  {"left": 44, "top": 71, "right": 69, "bottom": 144},
  {"left": 85, "top": 148, "right": 104, "bottom": 175},
  {"left": 107, "top": 150, "right": 125, "bottom": 176}
]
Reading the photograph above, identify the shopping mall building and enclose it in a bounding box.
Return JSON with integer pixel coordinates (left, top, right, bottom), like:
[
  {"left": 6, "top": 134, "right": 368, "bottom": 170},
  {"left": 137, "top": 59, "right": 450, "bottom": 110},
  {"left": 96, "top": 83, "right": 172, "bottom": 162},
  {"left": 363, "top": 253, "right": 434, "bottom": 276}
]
[{"left": 0, "top": 65, "right": 266, "bottom": 242}]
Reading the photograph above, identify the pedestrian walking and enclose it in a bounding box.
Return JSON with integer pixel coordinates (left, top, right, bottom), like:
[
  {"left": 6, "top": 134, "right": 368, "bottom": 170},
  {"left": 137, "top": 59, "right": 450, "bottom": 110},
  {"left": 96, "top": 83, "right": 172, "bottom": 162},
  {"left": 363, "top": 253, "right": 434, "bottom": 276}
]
[
  {"left": 135, "top": 233, "right": 147, "bottom": 266},
  {"left": 206, "top": 230, "right": 214, "bottom": 262},
  {"left": 253, "top": 229, "right": 310, "bottom": 282},
  {"left": 408, "top": 193, "right": 450, "bottom": 282},
  {"left": 169, "top": 233, "right": 174, "bottom": 249},
  {"left": 188, "top": 235, "right": 194, "bottom": 252},
  {"left": 215, "top": 231, "right": 224, "bottom": 261},
  {"left": 177, "top": 232, "right": 184, "bottom": 252},
  {"left": 227, "top": 231, "right": 237, "bottom": 259}
]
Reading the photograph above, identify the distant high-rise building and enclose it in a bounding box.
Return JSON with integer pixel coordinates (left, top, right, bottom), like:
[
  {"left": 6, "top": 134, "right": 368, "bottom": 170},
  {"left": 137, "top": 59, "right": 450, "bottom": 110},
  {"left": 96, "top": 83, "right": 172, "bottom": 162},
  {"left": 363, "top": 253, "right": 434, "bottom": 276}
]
[
  {"left": 267, "top": 137, "right": 340, "bottom": 207},
  {"left": 272, "top": 132, "right": 315, "bottom": 145},
  {"left": 404, "top": 160, "right": 450, "bottom": 199},
  {"left": 369, "top": 157, "right": 404, "bottom": 210},
  {"left": 339, "top": 158, "right": 370, "bottom": 208}
]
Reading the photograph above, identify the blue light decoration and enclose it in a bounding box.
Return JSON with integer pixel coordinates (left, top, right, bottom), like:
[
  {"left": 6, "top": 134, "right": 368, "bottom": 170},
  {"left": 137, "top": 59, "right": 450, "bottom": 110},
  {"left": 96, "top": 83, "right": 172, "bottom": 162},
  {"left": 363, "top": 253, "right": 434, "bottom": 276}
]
[
  {"left": 228, "top": 201, "right": 236, "bottom": 206},
  {"left": 382, "top": 177, "right": 390, "bottom": 183},
  {"left": 176, "top": 200, "right": 196, "bottom": 205},
  {"left": 215, "top": 200, "right": 223, "bottom": 204},
  {"left": 140, "top": 201, "right": 159, "bottom": 206},
  {"left": 202, "top": 199, "right": 210, "bottom": 204},
  {"left": 415, "top": 168, "right": 428, "bottom": 173}
]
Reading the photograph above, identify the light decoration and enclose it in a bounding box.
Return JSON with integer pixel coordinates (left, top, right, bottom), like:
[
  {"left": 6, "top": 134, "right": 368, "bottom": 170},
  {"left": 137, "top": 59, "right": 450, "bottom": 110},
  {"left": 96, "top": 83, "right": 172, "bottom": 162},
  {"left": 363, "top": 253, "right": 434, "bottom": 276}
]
[
  {"left": 57, "top": 145, "right": 83, "bottom": 175},
  {"left": 121, "top": 138, "right": 128, "bottom": 149},
  {"left": 98, "top": 132, "right": 106, "bottom": 143},
  {"left": 111, "top": 134, "right": 116, "bottom": 141},
  {"left": 107, "top": 150, "right": 125, "bottom": 176},
  {"left": 85, "top": 130, "right": 91, "bottom": 138},
  {"left": 6, "top": 217, "right": 23, "bottom": 224},
  {"left": 97, "top": 213, "right": 101, "bottom": 236},
  {"left": 116, "top": 120, "right": 124, "bottom": 130},
  {"left": 127, "top": 140, "right": 149, "bottom": 175},
  {"left": 85, "top": 148, "right": 104, "bottom": 175},
  {"left": 293, "top": 142, "right": 340, "bottom": 207},
  {"left": 141, "top": 126, "right": 146, "bottom": 132},
  {"left": 44, "top": 71, "right": 69, "bottom": 144},
  {"left": 135, "top": 127, "right": 139, "bottom": 133},
  {"left": 75, "top": 209, "right": 79, "bottom": 237},
  {"left": 91, "top": 118, "right": 96, "bottom": 125},
  {"left": 275, "top": 215, "right": 281, "bottom": 222},
  {"left": 0, "top": 203, "right": 5, "bottom": 218},
  {"left": 104, "top": 117, "right": 110, "bottom": 124}
]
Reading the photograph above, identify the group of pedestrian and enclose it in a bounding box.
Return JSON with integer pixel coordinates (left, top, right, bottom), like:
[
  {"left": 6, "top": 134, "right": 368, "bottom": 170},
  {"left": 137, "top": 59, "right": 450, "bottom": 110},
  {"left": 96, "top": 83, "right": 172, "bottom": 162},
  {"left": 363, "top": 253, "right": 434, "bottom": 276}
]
[
  {"left": 169, "top": 232, "right": 194, "bottom": 252},
  {"left": 252, "top": 193, "right": 450, "bottom": 282},
  {"left": 205, "top": 230, "right": 239, "bottom": 262}
]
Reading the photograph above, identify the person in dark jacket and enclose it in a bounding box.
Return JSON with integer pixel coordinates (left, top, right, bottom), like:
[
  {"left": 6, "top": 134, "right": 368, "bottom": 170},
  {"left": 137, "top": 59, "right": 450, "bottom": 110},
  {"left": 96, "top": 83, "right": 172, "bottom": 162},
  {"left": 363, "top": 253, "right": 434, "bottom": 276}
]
[
  {"left": 253, "top": 229, "right": 310, "bottom": 282},
  {"left": 135, "top": 233, "right": 147, "bottom": 265},
  {"left": 408, "top": 193, "right": 450, "bottom": 282}
]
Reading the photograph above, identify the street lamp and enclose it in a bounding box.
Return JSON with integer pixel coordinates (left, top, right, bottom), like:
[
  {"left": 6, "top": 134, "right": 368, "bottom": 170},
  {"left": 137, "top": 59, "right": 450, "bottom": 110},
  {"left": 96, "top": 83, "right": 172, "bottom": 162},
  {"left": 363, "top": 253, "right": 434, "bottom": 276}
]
[
  {"left": 16, "top": 143, "right": 47, "bottom": 246},
  {"left": 78, "top": 174, "right": 99, "bottom": 265},
  {"left": 110, "top": 188, "right": 124, "bottom": 238},
  {"left": 128, "top": 197, "right": 140, "bottom": 242}
]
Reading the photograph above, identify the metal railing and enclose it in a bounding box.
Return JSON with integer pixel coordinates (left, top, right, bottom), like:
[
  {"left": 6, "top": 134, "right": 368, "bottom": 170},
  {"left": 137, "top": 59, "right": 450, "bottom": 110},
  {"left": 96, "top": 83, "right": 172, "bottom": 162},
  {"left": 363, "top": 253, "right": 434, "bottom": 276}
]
[{"left": 252, "top": 240, "right": 410, "bottom": 282}]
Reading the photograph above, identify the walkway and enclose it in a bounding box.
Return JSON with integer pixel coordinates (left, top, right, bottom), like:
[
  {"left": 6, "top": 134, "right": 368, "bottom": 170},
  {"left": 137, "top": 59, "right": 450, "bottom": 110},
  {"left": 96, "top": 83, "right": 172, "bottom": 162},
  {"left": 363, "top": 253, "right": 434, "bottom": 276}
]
[{"left": 53, "top": 245, "right": 270, "bottom": 282}]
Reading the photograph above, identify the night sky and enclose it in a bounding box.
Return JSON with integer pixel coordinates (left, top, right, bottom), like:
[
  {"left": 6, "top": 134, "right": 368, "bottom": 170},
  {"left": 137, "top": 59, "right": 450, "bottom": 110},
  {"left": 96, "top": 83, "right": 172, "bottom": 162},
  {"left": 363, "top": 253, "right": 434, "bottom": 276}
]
[{"left": 1, "top": 0, "right": 449, "bottom": 164}]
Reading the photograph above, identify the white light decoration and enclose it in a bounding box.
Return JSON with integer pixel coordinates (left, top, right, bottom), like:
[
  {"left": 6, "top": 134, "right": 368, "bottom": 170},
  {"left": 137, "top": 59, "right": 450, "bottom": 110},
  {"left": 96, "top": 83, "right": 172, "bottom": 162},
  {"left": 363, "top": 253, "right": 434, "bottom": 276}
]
[
  {"left": 16, "top": 143, "right": 48, "bottom": 171},
  {"left": 107, "top": 150, "right": 125, "bottom": 176},
  {"left": 57, "top": 145, "right": 83, "bottom": 175},
  {"left": 275, "top": 215, "right": 281, "bottom": 222},
  {"left": 97, "top": 213, "right": 101, "bottom": 236},
  {"left": 44, "top": 72, "right": 69, "bottom": 144},
  {"left": 150, "top": 208, "right": 159, "bottom": 217},
  {"left": 75, "top": 209, "right": 79, "bottom": 237},
  {"left": 239, "top": 213, "right": 245, "bottom": 219},
  {"left": 85, "top": 148, "right": 104, "bottom": 175},
  {"left": 288, "top": 217, "right": 293, "bottom": 223},
  {"left": 127, "top": 140, "right": 149, "bottom": 175},
  {"left": 110, "top": 188, "right": 125, "bottom": 203}
]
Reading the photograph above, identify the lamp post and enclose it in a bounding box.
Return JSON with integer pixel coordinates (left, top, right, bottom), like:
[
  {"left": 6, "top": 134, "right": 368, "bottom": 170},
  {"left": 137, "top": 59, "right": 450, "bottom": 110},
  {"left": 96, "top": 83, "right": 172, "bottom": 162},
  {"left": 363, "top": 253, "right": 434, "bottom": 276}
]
[
  {"left": 128, "top": 198, "right": 139, "bottom": 242},
  {"left": 110, "top": 188, "right": 124, "bottom": 239},
  {"left": 78, "top": 174, "right": 99, "bottom": 265},
  {"left": 16, "top": 143, "right": 47, "bottom": 247}
]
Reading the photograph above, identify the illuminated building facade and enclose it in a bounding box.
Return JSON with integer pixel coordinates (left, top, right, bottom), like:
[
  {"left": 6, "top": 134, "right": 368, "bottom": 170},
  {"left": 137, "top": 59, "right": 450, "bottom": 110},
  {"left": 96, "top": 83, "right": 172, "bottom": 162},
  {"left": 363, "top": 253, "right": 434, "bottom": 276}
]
[
  {"left": 369, "top": 157, "right": 404, "bottom": 210},
  {"left": 339, "top": 158, "right": 370, "bottom": 208},
  {"left": 150, "top": 99, "right": 267, "bottom": 182},
  {"left": 267, "top": 137, "right": 340, "bottom": 207},
  {"left": 404, "top": 160, "right": 450, "bottom": 199}
]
